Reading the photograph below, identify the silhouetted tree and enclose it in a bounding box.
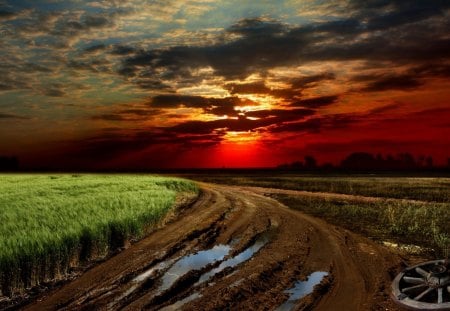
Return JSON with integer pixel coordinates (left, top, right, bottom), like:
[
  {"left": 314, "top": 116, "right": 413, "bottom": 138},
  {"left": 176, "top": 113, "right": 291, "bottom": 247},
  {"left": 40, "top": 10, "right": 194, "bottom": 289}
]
[
  {"left": 417, "top": 155, "right": 425, "bottom": 167},
  {"left": 322, "top": 162, "right": 334, "bottom": 170},
  {"left": 304, "top": 155, "right": 317, "bottom": 170},
  {"left": 0, "top": 156, "right": 19, "bottom": 171},
  {"left": 341, "top": 152, "right": 375, "bottom": 170},
  {"left": 291, "top": 161, "right": 304, "bottom": 170},
  {"left": 397, "top": 153, "right": 416, "bottom": 169},
  {"left": 425, "top": 156, "right": 433, "bottom": 168}
]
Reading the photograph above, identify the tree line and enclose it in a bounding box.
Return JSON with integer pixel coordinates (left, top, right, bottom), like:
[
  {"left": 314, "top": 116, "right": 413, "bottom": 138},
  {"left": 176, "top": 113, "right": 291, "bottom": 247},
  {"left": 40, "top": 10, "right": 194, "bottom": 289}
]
[
  {"left": 277, "top": 152, "right": 449, "bottom": 171},
  {"left": 0, "top": 156, "right": 19, "bottom": 171}
]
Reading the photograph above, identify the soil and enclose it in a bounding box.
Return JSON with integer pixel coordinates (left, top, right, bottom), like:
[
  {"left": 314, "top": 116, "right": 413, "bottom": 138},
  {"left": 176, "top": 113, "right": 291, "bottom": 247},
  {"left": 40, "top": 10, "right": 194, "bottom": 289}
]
[{"left": 22, "top": 183, "right": 407, "bottom": 311}]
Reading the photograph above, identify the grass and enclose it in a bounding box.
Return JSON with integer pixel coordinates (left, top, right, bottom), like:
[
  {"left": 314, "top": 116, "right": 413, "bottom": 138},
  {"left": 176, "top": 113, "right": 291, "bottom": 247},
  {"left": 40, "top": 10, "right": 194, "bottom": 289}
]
[
  {"left": 189, "top": 175, "right": 450, "bottom": 202},
  {"left": 0, "top": 174, "right": 198, "bottom": 296},
  {"left": 274, "top": 194, "right": 450, "bottom": 257},
  {"left": 188, "top": 173, "right": 450, "bottom": 256}
]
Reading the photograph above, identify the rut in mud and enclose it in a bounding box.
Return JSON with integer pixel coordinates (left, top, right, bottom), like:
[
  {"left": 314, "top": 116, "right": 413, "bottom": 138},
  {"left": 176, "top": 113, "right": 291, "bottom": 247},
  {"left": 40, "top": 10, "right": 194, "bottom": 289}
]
[{"left": 24, "top": 184, "right": 404, "bottom": 311}]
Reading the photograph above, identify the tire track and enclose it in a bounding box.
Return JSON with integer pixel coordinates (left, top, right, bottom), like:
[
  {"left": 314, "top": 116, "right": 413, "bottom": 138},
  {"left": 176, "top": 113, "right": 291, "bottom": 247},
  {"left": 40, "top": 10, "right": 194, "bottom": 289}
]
[{"left": 24, "top": 184, "right": 403, "bottom": 311}]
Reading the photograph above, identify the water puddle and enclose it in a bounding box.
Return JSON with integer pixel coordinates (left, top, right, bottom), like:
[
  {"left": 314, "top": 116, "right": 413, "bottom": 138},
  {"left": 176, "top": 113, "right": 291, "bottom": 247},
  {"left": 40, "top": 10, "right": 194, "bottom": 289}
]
[
  {"left": 158, "top": 244, "right": 231, "bottom": 292},
  {"left": 197, "top": 234, "right": 270, "bottom": 284},
  {"left": 159, "top": 292, "right": 201, "bottom": 311},
  {"left": 110, "top": 259, "right": 176, "bottom": 308},
  {"left": 154, "top": 234, "right": 270, "bottom": 309},
  {"left": 112, "top": 234, "right": 270, "bottom": 309},
  {"left": 276, "top": 271, "right": 328, "bottom": 311}
]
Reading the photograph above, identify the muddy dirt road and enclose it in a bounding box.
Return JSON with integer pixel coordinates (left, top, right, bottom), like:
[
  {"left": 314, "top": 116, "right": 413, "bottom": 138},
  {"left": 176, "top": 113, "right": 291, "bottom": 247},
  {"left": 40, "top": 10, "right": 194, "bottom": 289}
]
[{"left": 25, "top": 184, "right": 404, "bottom": 311}]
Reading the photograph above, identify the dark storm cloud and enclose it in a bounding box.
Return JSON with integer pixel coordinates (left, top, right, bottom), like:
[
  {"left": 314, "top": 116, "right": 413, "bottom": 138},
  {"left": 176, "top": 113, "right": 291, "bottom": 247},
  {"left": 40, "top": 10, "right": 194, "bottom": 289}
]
[
  {"left": 0, "top": 112, "right": 29, "bottom": 119},
  {"left": 83, "top": 44, "right": 107, "bottom": 54},
  {"left": 91, "top": 108, "right": 163, "bottom": 122},
  {"left": 354, "top": 63, "right": 450, "bottom": 92},
  {"left": 135, "top": 79, "right": 171, "bottom": 90},
  {"left": 0, "top": 9, "right": 16, "bottom": 20},
  {"left": 167, "top": 118, "right": 254, "bottom": 134},
  {"left": 150, "top": 95, "right": 256, "bottom": 116},
  {"left": 268, "top": 113, "right": 360, "bottom": 134},
  {"left": 119, "top": 17, "right": 309, "bottom": 79},
  {"left": 151, "top": 95, "right": 213, "bottom": 108},
  {"left": 83, "top": 15, "right": 109, "bottom": 28},
  {"left": 167, "top": 108, "right": 315, "bottom": 135},
  {"left": 366, "top": 7, "right": 442, "bottom": 31},
  {"left": 346, "top": 0, "right": 450, "bottom": 31},
  {"left": 227, "top": 17, "right": 287, "bottom": 36},
  {"left": 44, "top": 88, "right": 66, "bottom": 97},
  {"left": 267, "top": 118, "right": 323, "bottom": 134},
  {"left": 72, "top": 132, "right": 164, "bottom": 160},
  {"left": 349, "top": 0, "right": 450, "bottom": 11},
  {"left": 0, "top": 57, "right": 59, "bottom": 93},
  {"left": 225, "top": 81, "right": 270, "bottom": 95},
  {"left": 117, "top": 1, "right": 450, "bottom": 86},
  {"left": 22, "top": 63, "right": 52, "bottom": 73},
  {"left": 245, "top": 108, "right": 315, "bottom": 120},
  {"left": 67, "top": 58, "right": 111, "bottom": 73},
  {"left": 42, "top": 83, "right": 66, "bottom": 97},
  {"left": 290, "top": 95, "right": 339, "bottom": 108},
  {"left": 411, "top": 63, "right": 450, "bottom": 78},
  {"left": 0, "top": 75, "right": 31, "bottom": 91},
  {"left": 360, "top": 74, "right": 424, "bottom": 92},
  {"left": 2, "top": 9, "right": 119, "bottom": 50},
  {"left": 289, "top": 73, "right": 336, "bottom": 89},
  {"left": 225, "top": 73, "right": 336, "bottom": 99},
  {"left": 92, "top": 114, "right": 130, "bottom": 121},
  {"left": 110, "top": 44, "right": 137, "bottom": 55},
  {"left": 368, "top": 103, "right": 402, "bottom": 114},
  {"left": 70, "top": 129, "right": 225, "bottom": 161}
]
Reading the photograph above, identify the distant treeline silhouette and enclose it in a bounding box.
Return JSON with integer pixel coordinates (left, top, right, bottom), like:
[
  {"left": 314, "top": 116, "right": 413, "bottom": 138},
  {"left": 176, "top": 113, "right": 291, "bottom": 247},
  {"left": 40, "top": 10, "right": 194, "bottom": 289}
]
[
  {"left": 0, "top": 156, "right": 19, "bottom": 171},
  {"left": 277, "top": 152, "right": 448, "bottom": 171}
]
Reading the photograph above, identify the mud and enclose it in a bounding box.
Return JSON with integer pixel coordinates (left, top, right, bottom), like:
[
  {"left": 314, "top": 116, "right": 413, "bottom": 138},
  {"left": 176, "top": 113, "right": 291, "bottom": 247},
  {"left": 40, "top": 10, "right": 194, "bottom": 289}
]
[
  {"left": 276, "top": 271, "right": 328, "bottom": 311},
  {"left": 22, "top": 183, "right": 405, "bottom": 311}
]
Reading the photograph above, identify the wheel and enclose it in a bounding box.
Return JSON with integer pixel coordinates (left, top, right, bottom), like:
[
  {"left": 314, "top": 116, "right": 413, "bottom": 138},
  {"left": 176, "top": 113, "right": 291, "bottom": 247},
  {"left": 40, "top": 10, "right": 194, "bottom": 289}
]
[{"left": 392, "top": 259, "right": 450, "bottom": 310}]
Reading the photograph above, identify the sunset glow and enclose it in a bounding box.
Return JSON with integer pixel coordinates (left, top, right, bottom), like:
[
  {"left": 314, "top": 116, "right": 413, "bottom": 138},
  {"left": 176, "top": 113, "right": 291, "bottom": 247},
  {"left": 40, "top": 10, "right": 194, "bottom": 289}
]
[{"left": 0, "top": 0, "right": 449, "bottom": 169}]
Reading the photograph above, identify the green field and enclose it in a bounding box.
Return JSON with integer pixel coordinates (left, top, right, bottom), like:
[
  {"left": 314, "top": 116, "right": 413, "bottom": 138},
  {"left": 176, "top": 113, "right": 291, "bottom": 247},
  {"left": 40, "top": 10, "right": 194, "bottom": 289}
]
[
  {"left": 189, "top": 174, "right": 450, "bottom": 256},
  {"left": 0, "top": 174, "right": 197, "bottom": 296},
  {"left": 189, "top": 175, "right": 450, "bottom": 202}
]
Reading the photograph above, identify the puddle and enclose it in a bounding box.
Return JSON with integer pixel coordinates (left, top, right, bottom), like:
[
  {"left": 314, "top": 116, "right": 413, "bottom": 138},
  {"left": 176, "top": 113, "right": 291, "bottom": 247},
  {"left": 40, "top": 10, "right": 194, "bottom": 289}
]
[
  {"left": 109, "top": 259, "right": 177, "bottom": 308},
  {"left": 134, "top": 261, "right": 168, "bottom": 283},
  {"left": 197, "top": 234, "right": 270, "bottom": 284},
  {"left": 276, "top": 271, "right": 328, "bottom": 311},
  {"left": 159, "top": 244, "right": 231, "bottom": 292},
  {"left": 112, "top": 234, "right": 270, "bottom": 309},
  {"left": 159, "top": 292, "right": 201, "bottom": 311}
]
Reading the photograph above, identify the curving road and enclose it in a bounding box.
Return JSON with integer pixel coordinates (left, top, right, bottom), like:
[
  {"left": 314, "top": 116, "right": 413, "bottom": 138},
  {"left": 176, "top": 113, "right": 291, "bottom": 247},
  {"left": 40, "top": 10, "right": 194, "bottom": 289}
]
[{"left": 25, "top": 183, "right": 403, "bottom": 311}]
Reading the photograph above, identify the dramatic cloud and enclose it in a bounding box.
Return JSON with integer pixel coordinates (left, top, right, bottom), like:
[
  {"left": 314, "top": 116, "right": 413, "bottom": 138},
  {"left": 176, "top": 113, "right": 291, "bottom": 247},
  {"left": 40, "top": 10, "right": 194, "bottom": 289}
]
[
  {"left": 0, "top": 112, "right": 29, "bottom": 120},
  {"left": 290, "top": 95, "right": 339, "bottom": 108},
  {"left": 0, "top": 0, "right": 449, "bottom": 168}
]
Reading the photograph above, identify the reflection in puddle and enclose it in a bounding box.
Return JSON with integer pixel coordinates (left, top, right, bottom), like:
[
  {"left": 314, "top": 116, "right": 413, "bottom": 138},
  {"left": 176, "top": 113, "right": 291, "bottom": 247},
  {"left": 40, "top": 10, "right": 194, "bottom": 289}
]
[
  {"left": 134, "top": 261, "right": 168, "bottom": 283},
  {"left": 156, "top": 234, "right": 270, "bottom": 309},
  {"left": 276, "top": 271, "right": 328, "bottom": 311},
  {"left": 159, "top": 244, "right": 231, "bottom": 292},
  {"left": 197, "top": 234, "right": 270, "bottom": 284},
  {"left": 110, "top": 260, "right": 176, "bottom": 308},
  {"left": 159, "top": 292, "right": 201, "bottom": 311},
  {"left": 111, "top": 234, "right": 271, "bottom": 309}
]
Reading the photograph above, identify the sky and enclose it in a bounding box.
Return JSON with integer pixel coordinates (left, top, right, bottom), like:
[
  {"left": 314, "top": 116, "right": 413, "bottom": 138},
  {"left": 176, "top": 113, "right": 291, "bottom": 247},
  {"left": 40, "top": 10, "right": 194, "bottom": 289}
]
[{"left": 0, "top": 0, "right": 449, "bottom": 169}]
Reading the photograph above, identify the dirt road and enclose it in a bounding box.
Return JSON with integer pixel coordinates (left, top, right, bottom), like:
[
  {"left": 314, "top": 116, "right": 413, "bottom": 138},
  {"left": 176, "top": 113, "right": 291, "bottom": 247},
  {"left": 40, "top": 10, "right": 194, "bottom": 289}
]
[{"left": 25, "top": 183, "right": 404, "bottom": 311}]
